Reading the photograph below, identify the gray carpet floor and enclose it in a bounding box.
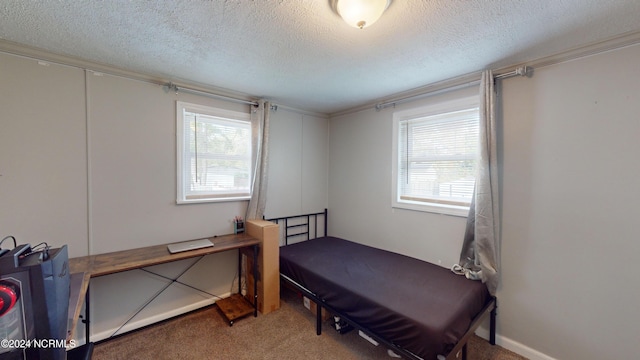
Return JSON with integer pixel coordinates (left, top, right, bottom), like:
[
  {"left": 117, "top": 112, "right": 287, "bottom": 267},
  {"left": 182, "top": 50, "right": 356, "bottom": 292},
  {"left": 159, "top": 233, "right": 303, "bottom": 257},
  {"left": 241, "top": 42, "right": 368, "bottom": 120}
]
[{"left": 93, "top": 288, "right": 527, "bottom": 360}]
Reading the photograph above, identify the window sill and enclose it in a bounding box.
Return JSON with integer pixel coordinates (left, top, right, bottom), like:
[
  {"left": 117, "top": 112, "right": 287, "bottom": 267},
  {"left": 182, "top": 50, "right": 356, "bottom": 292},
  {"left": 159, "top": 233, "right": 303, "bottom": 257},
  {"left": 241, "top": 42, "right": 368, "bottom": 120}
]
[
  {"left": 177, "top": 197, "right": 250, "bottom": 205},
  {"left": 392, "top": 200, "right": 470, "bottom": 217}
]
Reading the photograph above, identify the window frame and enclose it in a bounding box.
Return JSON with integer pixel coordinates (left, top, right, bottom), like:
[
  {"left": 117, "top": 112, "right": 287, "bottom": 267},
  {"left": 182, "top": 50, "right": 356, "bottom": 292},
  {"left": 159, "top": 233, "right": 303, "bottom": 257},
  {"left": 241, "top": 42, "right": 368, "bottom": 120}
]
[
  {"left": 391, "top": 96, "right": 480, "bottom": 217},
  {"left": 176, "top": 101, "right": 253, "bottom": 204}
]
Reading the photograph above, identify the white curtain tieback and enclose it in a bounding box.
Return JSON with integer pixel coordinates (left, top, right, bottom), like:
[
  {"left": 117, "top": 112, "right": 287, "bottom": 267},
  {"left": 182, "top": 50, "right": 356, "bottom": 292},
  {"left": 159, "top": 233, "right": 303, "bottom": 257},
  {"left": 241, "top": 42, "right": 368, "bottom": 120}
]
[{"left": 451, "top": 264, "right": 482, "bottom": 281}]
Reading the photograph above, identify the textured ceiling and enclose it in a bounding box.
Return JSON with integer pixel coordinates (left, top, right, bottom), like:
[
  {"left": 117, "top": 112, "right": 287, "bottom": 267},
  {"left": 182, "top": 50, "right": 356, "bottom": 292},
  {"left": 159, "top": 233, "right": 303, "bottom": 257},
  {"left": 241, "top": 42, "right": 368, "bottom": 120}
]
[{"left": 1, "top": 0, "right": 640, "bottom": 114}]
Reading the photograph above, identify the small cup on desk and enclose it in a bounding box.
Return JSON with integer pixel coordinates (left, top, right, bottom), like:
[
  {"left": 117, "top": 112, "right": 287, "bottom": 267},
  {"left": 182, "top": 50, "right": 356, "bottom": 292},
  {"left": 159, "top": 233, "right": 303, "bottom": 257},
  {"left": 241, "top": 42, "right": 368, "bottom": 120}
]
[{"left": 234, "top": 217, "right": 244, "bottom": 234}]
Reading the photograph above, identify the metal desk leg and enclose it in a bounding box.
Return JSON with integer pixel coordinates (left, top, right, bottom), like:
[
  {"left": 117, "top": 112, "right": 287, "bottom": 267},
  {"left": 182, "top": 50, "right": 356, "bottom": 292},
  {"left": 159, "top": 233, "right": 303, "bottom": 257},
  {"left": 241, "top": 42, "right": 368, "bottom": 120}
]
[
  {"left": 490, "top": 305, "right": 497, "bottom": 345},
  {"left": 237, "top": 249, "right": 242, "bottom": 294},
  {"left": 253, "top": 244, "right": 258, "bottom": 317},
  {"left": 83, "top": 283, "right": 90, "bottom": 344},
  {"left": 316, "top": 302, "right": 322, "bottom": 335}
]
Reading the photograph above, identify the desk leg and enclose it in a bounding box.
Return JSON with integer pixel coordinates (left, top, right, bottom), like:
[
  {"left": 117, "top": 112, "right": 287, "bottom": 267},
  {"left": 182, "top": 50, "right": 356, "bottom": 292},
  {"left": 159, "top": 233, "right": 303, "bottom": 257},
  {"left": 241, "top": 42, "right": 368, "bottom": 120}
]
[
  {"left": 316, "top": 303, "right": 322, "bottom": 335},
  {"left": 253, "top": 244, "right": 258, "bottom": 317},
  {"left": 83, "top": 283, "right": 90, "bottom": 344},
  {"left": 237, "top": 250, "right": 242, "bottom": 294}
]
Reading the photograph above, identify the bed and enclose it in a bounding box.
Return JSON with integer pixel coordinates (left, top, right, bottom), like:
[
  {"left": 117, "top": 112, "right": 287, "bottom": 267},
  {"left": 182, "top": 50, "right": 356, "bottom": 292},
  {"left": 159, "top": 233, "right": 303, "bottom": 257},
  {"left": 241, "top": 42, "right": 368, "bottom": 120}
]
[{"left": 267, "top": 209, "right": 496, "bottom": 360}]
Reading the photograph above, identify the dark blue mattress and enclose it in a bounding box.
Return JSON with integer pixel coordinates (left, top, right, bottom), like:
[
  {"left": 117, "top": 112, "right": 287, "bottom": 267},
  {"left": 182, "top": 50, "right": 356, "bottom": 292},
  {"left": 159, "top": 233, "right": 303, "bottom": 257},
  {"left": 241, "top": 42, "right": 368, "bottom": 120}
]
[{"left": 279, "top": 236, "right": 491, "bottom": 360}]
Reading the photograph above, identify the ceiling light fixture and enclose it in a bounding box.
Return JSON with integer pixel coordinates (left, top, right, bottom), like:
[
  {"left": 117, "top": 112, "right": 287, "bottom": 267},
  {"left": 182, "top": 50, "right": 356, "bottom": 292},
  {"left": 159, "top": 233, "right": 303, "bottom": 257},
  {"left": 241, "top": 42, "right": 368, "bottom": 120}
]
[{"left": 330, "top": 0, "right": 392, "bottom": 29}]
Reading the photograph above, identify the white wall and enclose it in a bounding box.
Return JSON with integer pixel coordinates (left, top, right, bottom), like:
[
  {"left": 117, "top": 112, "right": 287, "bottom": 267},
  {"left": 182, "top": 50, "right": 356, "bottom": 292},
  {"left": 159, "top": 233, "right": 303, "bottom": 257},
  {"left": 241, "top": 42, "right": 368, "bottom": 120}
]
[
  {"left": 265, "top": 107, "right": 329, "bottom": 244},
  {"left": 0, "top": 53, "right": 89, "bottom": 258},
  {"left": 328, "top": 44, "right": 640, "bottom": 360},
  {"left": 0, "top": 51, "right": 328, "bottom": 343},
  {"left": 496, "top": 44, "right": 640, "bottom": 360},
  {"left": 265, "top": 108, "right": 328, "bottom": 218},
  {"left": 87, "top": 71, "right": 252, "bottom": 254},
  {"left": 328, "top": 86, "right": 480, "bottom": 266}
]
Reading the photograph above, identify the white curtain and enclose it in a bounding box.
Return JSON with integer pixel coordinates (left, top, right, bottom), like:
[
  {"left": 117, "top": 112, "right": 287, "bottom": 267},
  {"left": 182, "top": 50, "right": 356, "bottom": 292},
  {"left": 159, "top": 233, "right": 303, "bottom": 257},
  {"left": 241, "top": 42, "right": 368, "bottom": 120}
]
[
  {"left": 453, "top": 70, "right": 501, "bottom": 296},
  {"left": 245, "top": 100, "right": 271, "bottom": 220}
]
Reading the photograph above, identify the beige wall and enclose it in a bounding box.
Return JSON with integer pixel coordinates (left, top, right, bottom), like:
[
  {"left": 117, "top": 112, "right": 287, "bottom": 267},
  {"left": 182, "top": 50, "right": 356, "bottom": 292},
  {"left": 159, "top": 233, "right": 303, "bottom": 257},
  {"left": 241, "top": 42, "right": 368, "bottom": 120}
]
[
  {"left": 0, "top": 51, "right": 328, "bottom": 342},
  {"left": 497, "top": 44, "right": 640, "bottom": 359},
  {"left": 328, "top": 43, "right": 640, "bottom": 360},
  {"left": 328, "top": 85, "right": 479, "bottom": 266},
  {"left": 265, "top": 107, "right": 328, "bottom": 218},
  {"left": 0, "top": 53, "right": 89, "bottom": 257}
]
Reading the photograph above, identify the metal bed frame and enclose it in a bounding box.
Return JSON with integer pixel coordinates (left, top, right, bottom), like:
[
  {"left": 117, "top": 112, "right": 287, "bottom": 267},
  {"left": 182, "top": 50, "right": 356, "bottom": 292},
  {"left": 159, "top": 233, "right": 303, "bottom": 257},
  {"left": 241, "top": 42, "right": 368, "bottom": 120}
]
[
  {"left": 265, "top": 208, "right": 327, "bottom": 246},
  {"left": 267, "top": 209, "right": 497, "bottom": 360}
]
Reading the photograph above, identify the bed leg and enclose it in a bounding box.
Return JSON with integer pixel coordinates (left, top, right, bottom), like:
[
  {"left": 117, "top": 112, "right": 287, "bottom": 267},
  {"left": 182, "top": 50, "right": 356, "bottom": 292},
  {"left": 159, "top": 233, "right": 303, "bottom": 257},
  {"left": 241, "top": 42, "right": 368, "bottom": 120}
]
[
  {"left": 461, "top": 343, "right": 467, "bottom": 360},
  {"left": 490, "top": 305, "right": 497, "bottom": 345},
  {"left": 316, "top": 303, "right": 322, "bottom": 335}
]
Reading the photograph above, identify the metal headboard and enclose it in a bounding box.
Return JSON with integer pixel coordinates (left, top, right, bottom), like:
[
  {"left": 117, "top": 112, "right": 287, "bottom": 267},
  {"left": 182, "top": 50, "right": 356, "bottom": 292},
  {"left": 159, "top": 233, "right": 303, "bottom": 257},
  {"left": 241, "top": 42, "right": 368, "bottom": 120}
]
[{"left": 265, "top": 209, "right": 327, "bottom": 246}]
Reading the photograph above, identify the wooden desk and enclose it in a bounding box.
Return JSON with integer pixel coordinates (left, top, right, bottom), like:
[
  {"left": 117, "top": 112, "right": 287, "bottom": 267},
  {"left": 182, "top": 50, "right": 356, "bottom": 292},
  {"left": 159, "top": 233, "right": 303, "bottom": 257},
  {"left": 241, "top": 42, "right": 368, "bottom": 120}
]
[{"left": 68, "top": 232, "right": 262, "bottom": 343}]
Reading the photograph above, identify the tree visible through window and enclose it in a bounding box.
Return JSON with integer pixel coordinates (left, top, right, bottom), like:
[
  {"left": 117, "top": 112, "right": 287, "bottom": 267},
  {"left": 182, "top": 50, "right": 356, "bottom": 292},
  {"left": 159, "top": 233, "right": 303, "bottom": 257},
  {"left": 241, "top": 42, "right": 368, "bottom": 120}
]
[{"left": 177, "top": 102, "right": 252, "bottom": 203}]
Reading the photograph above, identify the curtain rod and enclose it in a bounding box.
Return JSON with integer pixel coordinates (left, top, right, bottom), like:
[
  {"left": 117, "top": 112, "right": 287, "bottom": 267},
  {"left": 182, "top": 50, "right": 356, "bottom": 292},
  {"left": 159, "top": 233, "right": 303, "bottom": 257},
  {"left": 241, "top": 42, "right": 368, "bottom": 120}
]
[
  {"left": 164, "top": 83, "right": 281, "bottom": 111},
  {"left": 494, "top": 65, "right": 532, "bottom": 79},
  {"left": 374, "top": 66, "right": 532, "bottom": 111},
  {"left": 164, "top": 82, "right": 260, "bottom": 107}
]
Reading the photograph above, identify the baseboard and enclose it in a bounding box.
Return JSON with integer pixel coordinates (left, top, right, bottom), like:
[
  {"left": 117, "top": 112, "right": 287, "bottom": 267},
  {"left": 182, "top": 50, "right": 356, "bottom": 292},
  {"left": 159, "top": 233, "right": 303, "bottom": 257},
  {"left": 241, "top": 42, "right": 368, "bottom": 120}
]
[
  {"left": 475, "top": 328, "right": 557, "bottom": 360},
  {"left": 90, "top": 292, "right": 231, "bottom": 343}
]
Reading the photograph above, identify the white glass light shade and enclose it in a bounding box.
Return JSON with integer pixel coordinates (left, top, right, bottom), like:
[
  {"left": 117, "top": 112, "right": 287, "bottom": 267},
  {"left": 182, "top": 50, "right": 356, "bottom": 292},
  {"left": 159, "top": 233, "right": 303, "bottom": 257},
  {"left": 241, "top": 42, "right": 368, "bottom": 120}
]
[{"left": 334, "top": 0, "right": 391, "bottom": 29}]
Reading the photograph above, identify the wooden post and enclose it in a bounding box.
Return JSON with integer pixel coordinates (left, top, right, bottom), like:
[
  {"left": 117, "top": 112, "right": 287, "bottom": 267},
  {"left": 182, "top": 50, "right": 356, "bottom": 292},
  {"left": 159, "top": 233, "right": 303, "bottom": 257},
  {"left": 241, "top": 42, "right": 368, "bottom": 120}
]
[{"left": 244, "top": 219, "right": 280, "bottom": 314}]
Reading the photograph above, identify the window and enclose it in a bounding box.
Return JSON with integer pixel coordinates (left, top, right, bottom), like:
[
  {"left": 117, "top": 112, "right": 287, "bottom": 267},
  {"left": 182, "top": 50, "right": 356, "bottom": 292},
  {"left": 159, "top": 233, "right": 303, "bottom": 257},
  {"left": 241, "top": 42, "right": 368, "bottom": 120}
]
[
  {"left": 392, "top": 97, "right": 479, "bottom": 216},
  {"left": 176, "top": 101, "right": 252, "bottom": 204}
]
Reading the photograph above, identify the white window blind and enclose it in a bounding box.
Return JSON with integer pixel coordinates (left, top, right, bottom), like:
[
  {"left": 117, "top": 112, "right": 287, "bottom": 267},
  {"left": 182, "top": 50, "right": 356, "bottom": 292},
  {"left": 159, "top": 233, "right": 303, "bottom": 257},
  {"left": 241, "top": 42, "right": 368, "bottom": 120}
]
[
  {"left": 177, "top": 102, "right": 252, "bottom": 203},
  {"left": 393, "top": 97, "right": 479, "bottom": 216}
]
